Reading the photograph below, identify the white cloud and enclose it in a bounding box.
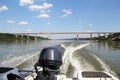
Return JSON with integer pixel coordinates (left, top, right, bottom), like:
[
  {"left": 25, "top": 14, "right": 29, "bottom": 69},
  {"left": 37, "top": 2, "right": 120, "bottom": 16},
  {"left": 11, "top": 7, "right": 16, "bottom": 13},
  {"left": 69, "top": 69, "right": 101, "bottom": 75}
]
[
  {"left": 19, "top": 21, "right": 28, "bottom": 25},
  {"left": 7, "top": 20, "right": 15, "bottom": 24},
  {"left": 19, "top": 0, "right": 34, "bottom": 6},
  {"left": 62, "top": 9, "right": 72, "bottom": 17},
  {"left": 88, "top": 24, "right": 93, "bottom": 26},
  {"left": 29, "top": 5, "right": 43, "bottom": 11},
  {"left": 43, "top": 2, "right": 53, "bottom": 9},
  {"left": 40, "top": 10, "right": 46, "bottom": 13},
  {"left": 28, "top": 2, "right": 53, "bottom": 19},
  {"left": 47, "top": 22, "right": 51, "bottom": 25},
  {"left": 29, "top": 2, "right": 53, "bottom": 11},
  {"left": 0, "top": 6, "right": 8, "bottom": 11},
  {"left": 37, "top": 13, "right": 50, "bottom": 18}
]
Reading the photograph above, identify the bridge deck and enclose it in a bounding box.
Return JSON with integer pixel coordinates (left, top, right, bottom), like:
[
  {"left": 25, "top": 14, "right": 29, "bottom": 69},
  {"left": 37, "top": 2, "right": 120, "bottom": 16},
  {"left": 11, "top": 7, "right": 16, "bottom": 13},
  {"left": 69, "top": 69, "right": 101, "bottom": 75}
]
[{"left": 12, "top": 32, "right": 119, "bottom": 35}]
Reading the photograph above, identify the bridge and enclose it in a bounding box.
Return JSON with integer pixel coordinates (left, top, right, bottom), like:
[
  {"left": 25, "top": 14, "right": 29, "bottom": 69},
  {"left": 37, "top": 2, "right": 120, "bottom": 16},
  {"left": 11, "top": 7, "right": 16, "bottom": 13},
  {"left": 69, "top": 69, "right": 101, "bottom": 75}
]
[{"left": 12, "top": 32, "right": 119, "bottom": 40}]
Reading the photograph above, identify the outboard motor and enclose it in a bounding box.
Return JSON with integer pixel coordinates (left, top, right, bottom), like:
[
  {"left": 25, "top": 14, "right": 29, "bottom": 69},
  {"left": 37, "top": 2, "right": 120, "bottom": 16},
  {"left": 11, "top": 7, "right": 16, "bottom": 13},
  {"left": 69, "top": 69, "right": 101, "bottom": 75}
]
[
  {"left": 38, "top": 47, "right": 62, "bottom": 70},
  {"left": 34, "top": 47, "right": 62, "bottom": 80}
]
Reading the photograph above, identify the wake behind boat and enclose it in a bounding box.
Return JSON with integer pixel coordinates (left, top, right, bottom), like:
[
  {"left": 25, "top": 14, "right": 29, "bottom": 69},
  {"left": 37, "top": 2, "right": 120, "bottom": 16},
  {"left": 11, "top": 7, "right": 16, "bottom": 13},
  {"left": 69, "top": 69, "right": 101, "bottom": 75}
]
[{"left": 0, "top": 45, "right": 119, "bottom": 80}]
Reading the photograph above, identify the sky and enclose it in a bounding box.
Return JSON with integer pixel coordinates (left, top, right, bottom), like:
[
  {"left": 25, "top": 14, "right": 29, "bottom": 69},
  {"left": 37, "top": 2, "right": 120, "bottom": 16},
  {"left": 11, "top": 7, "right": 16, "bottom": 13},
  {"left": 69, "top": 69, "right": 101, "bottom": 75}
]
[{"left": 0, "top": 0, "right": 120, "bottom": 33}]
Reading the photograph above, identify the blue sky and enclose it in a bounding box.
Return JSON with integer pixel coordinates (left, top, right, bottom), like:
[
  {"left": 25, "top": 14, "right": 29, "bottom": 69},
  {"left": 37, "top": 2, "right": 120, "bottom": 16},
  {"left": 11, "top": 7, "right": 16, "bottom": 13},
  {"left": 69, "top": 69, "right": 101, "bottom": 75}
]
[{"left": 0, "top": 0, "right": 120, "bottom": 33}]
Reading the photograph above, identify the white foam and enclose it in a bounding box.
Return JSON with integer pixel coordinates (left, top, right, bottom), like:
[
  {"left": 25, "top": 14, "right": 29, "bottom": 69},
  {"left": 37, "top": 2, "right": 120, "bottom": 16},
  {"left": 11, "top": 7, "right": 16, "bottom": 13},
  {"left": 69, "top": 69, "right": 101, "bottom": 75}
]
[
  {"left": 91, "top": 53, "right": 117, "bottom": 77},
  {"left": 0, "top": 51, "right": 39, "bottom": 68},
  {"left": 60, "top": 43, "right": 90, "bottom": 74}
]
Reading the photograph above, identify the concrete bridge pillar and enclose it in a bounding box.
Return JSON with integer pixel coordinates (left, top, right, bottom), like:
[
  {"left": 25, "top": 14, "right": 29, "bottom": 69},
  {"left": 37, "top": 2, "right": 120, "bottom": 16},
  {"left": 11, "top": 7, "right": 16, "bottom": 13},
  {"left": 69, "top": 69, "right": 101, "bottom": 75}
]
[
  {"left": 48, "top": 34, "right": 51, "bottom": 40},
  {"left": 98, "top": 33, "right": 100, "bottom": 37},
  {"left": 15, "top": 34, "right": 18, "bottom": 39},
  {"left": 21, "top": 34, "right": 23, "bottom": 40},
  {"left": 103, "top": 33, "right": 105, "bottom": 37},
  {"left": 27, "top": 34, "right": 29, "bottom": 40},
  {"left": 35, "top": 34, "right": 37, "bottom": 41},
  {"left": 76, "top": 34, "right": 79, "bottom": 40},
  {"left": 90, "top": 33, "right": 92, "bottom": 39}
]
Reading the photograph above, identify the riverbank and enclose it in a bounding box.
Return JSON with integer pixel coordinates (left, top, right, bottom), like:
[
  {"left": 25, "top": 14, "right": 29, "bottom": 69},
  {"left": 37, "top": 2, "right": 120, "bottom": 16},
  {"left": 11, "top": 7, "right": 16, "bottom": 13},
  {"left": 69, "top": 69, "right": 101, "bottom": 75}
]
[
  {"left": 91, "top": 32, "right": 120, "bottom": 41},
  {"left": 0, "top": 33, "right": 48, "bottom": 40}
]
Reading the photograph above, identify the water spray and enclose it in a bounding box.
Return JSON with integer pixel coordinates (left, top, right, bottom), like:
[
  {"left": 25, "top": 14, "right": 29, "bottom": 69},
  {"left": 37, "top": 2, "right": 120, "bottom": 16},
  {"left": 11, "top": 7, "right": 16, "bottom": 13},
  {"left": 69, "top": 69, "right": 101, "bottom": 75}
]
[{"left": 60, "top": 43, "right": 90, "bottom": 74}]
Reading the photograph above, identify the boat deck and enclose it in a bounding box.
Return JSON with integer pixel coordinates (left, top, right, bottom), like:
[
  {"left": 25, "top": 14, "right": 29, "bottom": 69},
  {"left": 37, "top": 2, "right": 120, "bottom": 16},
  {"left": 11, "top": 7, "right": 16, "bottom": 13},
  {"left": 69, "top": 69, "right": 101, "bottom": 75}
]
[{"left": 82, "top": 71, "right": 111, "bottom": 78}]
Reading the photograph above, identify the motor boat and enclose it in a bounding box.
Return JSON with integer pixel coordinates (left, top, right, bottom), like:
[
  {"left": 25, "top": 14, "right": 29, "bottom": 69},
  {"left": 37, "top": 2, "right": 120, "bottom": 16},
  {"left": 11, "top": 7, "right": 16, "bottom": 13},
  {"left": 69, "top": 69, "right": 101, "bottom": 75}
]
[{"left": 0, "top": 47, "right": 119, "bottom": 80}]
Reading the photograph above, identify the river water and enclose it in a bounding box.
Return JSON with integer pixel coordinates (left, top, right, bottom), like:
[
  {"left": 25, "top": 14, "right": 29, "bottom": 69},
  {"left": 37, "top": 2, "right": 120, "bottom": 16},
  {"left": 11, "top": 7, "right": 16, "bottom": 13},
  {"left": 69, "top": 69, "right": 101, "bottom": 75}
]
[{"left": 0, "top": 40, "right": 120, "bottom": 77}]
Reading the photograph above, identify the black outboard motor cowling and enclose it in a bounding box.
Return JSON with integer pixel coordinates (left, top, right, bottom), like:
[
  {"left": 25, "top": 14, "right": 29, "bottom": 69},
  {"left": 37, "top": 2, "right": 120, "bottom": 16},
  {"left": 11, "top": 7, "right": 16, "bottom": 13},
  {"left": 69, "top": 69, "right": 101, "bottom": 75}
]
[
  {"left": 38, "top": 47, "right": 62, "bottom": 70},
  {"left": 34, "top": 47, "right": 62, "bottom": 80}
]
